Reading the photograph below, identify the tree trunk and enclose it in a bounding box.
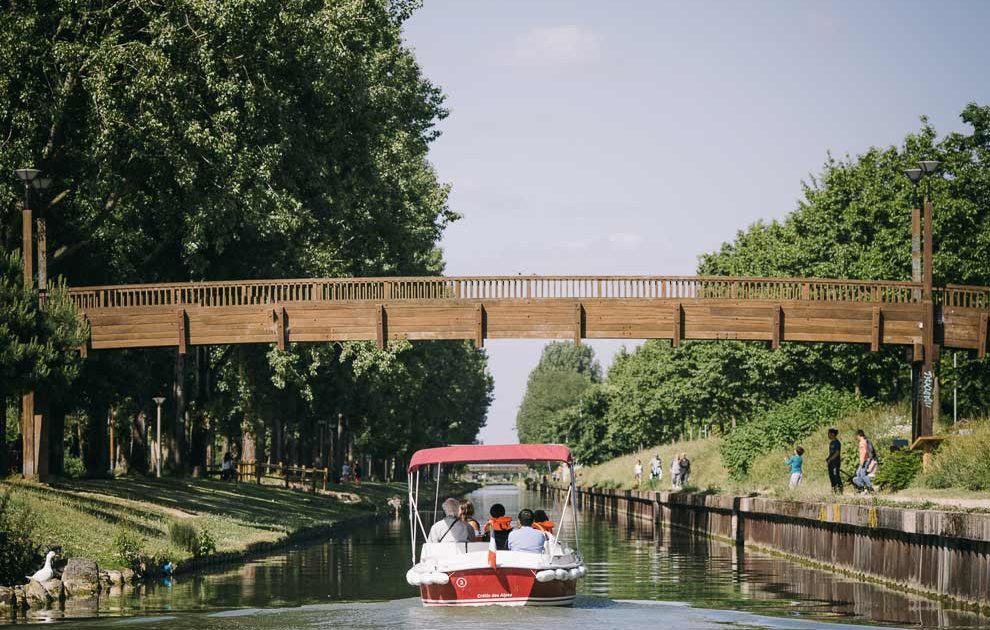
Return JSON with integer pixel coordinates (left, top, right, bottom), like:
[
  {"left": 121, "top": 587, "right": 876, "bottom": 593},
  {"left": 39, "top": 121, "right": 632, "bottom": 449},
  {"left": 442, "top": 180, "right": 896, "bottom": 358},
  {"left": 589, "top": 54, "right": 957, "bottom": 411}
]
[
  {"left": 171, "top": 350, "right": 187, "bottom": 473},
  {"left": 83, "top": 407, "right": 106, "bottom": 477}
]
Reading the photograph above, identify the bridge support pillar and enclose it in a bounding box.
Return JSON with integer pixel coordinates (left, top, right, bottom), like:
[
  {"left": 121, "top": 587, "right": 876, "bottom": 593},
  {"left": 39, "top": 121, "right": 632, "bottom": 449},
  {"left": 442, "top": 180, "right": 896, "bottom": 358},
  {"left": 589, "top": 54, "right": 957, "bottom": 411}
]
[{"left": 20, "top": 390, "right": 50, "bottom": 481}]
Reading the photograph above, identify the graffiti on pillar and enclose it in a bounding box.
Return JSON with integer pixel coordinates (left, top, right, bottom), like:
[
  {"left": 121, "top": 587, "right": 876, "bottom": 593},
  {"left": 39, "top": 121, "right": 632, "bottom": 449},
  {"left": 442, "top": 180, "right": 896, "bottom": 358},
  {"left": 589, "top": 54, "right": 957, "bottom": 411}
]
[{"left": 921, "top": 370, "right": 934, "bottom": 409}]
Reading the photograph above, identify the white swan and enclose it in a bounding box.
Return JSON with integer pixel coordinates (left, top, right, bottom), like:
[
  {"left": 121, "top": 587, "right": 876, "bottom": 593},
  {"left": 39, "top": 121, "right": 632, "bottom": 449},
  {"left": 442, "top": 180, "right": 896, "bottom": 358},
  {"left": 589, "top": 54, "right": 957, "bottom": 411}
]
[{"left": 27, "top": 550, "right": 57, "bottom": 583}]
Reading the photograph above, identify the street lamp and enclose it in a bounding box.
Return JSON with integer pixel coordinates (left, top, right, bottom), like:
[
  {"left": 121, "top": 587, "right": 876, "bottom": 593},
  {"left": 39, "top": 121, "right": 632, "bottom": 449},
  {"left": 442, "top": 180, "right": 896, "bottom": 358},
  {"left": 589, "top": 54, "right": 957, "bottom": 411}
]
[
  {"left": 152, "top": 397, "right": 166, "bottom": 478},
  {"left": 902, "top": 159, "right": 941, "bottom": 442}
]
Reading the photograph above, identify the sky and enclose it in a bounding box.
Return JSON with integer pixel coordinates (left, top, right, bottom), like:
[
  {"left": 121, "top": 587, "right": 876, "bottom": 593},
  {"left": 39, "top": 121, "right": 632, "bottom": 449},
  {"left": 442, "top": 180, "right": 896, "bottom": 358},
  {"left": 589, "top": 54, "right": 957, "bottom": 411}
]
[{"left": 402, "top": 0, "right": 990, "bottom": 445}]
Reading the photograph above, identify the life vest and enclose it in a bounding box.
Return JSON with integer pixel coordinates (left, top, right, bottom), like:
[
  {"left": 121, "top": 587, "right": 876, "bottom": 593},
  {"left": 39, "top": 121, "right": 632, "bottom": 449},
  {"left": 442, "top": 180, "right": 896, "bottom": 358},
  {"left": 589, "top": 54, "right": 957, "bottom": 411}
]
[
  {"left": 534, "top": 520, "right": 555, "bottom": 535},
  {"left": 485, "top": 516, "right": 513, "bottom": 532}
]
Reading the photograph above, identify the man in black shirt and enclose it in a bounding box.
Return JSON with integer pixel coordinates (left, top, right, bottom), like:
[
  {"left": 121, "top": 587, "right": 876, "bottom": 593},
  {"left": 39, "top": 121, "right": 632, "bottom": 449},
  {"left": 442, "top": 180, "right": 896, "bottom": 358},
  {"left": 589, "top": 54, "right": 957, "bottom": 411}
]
[{"left": 826, "top": 428, "right": 842, "bottom": 493}]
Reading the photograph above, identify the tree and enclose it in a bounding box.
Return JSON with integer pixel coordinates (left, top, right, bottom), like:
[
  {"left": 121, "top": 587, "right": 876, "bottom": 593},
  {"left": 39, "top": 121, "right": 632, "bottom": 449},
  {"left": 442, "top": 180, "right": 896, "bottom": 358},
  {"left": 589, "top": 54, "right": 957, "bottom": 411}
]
[
  {"left": 516, "top": 342, "right": 600, "bottom": 444},
  {"left": 0, "top": 250, "right": 87, "bottom": 474}
]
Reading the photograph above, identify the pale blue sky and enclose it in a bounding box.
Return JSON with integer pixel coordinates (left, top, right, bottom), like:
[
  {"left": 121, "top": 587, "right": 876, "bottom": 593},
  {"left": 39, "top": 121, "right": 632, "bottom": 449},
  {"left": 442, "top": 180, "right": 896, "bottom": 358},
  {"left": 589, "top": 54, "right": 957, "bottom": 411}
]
[{"left": 403, "top": 0, "right": 990, "bottom": 444}]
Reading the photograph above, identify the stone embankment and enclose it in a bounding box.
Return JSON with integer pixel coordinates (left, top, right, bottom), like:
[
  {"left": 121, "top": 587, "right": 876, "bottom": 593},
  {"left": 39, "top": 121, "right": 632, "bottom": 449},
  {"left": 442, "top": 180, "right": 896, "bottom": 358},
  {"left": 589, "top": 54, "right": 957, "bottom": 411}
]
[
  {"left": 0, "top": 556, "right": 119, "bottom": 616},
  {"left": 544, "top": 484, "right": 990, "bottom": 612}
]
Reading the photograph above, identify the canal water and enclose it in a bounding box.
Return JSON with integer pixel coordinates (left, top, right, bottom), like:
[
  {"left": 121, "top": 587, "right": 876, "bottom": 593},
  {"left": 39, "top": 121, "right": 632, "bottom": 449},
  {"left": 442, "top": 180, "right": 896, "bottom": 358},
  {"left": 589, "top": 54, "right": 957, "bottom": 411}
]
[{"left": 5, "top": 485, "right": 987, "bottom": 629}]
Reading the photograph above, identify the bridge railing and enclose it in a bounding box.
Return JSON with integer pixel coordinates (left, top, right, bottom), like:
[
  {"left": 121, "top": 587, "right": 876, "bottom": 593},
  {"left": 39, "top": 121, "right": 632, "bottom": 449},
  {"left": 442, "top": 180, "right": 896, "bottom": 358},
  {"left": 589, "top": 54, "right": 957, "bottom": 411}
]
[{"left": 62, "top": 275, "right": 972, "bottom": 309}]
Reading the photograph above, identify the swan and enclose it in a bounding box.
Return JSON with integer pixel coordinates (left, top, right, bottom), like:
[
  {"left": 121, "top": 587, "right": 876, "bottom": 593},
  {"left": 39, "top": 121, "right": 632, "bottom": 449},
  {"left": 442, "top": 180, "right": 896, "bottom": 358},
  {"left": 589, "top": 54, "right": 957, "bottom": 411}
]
[{"left": 27, "top": 550, "right": 57, "bottom": 583}]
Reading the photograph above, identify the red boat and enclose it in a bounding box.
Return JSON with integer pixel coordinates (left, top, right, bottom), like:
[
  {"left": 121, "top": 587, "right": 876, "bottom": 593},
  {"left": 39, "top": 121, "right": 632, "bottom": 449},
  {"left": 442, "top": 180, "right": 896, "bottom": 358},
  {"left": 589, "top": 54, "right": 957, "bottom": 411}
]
[{"left": 405, "top": 444, "right": 586, "bottom": 607}]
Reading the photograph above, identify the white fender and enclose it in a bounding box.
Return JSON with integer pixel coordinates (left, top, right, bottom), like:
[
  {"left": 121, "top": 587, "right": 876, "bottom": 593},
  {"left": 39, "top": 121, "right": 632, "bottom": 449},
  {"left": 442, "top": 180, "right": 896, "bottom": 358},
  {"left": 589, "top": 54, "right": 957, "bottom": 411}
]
[
  {"left": 569, "top": 567, "right": 581, "bottom": 580},
  {"left": 406, "top": 569, "right": 422, "bottom": 586},
  {"left": 554, "top": 568, "right": 568, "bottom": 581},
  {"left": 576, "top": 565, "right": 588, "bottom": 577},
  {"left": 535, "top": 570, "right": 556, "bottom": 582},
  {"left": 433, "top": 572, "right": 450, "bottom": 585}
]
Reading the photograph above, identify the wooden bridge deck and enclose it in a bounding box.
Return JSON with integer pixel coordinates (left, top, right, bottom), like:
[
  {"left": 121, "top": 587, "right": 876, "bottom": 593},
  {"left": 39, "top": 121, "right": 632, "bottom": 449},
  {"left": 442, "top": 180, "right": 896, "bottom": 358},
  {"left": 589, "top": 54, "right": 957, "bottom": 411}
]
[{"left": 67, "top": 276, "right": 990, "bottom": 356}]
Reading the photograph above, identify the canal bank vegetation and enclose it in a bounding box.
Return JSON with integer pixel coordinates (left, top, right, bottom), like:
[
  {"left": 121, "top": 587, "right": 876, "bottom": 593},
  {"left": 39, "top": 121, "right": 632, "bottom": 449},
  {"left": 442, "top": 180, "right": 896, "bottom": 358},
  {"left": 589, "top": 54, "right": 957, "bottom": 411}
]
[{"left": 0, "top": 476, "right": 410, "bottom": 583}]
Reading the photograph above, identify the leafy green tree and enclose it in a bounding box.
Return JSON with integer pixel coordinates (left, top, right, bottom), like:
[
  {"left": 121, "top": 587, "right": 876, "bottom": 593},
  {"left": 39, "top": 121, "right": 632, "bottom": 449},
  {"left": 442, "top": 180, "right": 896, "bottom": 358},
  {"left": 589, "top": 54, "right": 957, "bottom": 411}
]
[{"left": 516, "top": 342, "right": 600, "bottom": 444}]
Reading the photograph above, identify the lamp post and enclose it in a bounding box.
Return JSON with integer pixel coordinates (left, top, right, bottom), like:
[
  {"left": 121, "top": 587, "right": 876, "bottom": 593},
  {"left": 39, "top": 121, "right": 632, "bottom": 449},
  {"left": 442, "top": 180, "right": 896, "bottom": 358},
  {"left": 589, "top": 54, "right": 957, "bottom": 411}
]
[
  {"left": 903, "top": 160, "right": 941, "bottom": 442},
  {"left": 153, "top": 397, "right": 166, "bottom": 478}
]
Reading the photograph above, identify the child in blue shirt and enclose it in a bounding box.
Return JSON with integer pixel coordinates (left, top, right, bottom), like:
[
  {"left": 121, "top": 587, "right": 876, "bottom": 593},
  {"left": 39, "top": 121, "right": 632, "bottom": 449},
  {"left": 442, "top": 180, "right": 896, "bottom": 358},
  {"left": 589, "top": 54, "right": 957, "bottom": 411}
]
[{"left": 786, "top": 446, "right": 805, "bottom": 489}]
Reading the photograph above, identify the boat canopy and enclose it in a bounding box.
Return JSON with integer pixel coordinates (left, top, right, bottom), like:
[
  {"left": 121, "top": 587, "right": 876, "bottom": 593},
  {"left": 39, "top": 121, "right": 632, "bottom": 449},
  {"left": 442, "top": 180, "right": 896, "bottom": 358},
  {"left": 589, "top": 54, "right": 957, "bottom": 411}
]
[{"left": 407, "top": 444, "right": 571, "bottom": 472}]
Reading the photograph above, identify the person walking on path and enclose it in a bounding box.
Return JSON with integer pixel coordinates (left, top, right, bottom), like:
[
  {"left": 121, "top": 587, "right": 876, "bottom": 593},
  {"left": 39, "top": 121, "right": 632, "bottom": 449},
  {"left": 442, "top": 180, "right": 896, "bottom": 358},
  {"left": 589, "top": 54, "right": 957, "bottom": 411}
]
[
  {"left": 633, "top": 459, "right": 643, "bottom": 487},
  {"left": 670, "top": 454, "right": 682, "bottom": 488},
  {"left": 649, "top": 454, "right": 662, "bottom": 482},
  {"left": 786, "top": 446, "right": 804, "bottom": 489},
  {"left": 852, "top": 429, "right": 878, "bottom": 493},
  {"left": 678, "top": 453, "right": 691, "bottom": 487},
  {"left": 826, "top": 429, "right": 843, "bottom": 493}
]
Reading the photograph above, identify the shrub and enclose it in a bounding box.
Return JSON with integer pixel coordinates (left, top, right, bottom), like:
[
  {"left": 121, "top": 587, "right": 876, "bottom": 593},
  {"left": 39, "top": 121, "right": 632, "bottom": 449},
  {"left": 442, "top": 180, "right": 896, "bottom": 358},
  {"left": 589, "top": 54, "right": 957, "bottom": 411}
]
[
  {"left": 113, "top": 530, "right": 144, "bottom": 567},
  {"left": 0, "top": 488, "right": 41, "bottom": 586},
  {"left": 168, "top": 521, "right": 198, "bottom": 553},
  {"left": 873, "top": 449, "right": 922, "bottom": 492},
  {"left": 720, "top": 387, "right": 871, "bottom": 479},
  {"left": 63, "top": 455, "right": 85, "bottom": 479},
  {"left": 922, "top": 423, "right": 990, "bottom": 491},
  {"left": 195, "top": 529, "right": 217, "bottom": 557},
  {"left": 169, "top": 520, "right": 216, "bottom": 557}
]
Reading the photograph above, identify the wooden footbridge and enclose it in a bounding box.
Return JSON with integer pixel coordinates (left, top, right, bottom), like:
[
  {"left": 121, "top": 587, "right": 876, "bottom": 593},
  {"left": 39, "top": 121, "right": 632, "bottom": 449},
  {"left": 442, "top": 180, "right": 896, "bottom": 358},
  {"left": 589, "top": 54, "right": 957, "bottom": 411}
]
[{"left": 68, "top": 275, "right": 989, "bottom": 355}]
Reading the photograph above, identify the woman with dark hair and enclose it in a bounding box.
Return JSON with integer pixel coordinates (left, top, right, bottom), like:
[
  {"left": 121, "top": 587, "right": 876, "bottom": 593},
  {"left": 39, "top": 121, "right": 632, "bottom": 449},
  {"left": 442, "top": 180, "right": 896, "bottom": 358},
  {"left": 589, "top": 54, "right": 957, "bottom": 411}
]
[{"left": 533, "top": 509, "right": 555, "bottom": 536}]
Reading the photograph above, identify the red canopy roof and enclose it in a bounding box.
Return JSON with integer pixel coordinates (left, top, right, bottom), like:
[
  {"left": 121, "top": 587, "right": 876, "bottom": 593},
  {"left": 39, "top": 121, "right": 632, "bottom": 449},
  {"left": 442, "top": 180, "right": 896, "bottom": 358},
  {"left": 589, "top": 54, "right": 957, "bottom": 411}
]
[{"left": 407, "top": 444, "right": 571, "bottom": 472}]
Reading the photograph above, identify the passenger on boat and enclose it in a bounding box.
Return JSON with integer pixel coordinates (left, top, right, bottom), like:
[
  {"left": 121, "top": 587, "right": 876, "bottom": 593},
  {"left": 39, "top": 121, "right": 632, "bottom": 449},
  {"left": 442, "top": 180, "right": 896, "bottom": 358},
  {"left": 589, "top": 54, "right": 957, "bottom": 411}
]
[
  {"left": 532, "top": 509, "right": 555, "bottom": 536},
  {"left": 427, "top": 498, "right": 473, "bottom": 543},
  {"left": 507, "top": 509, "right": 547, "bottom": 553},
  {"left": 459, "top": 499, "right": 482, "bottom": 540},
  {"left": 483, "top": 503, "right": 513, "bottom": 550}
]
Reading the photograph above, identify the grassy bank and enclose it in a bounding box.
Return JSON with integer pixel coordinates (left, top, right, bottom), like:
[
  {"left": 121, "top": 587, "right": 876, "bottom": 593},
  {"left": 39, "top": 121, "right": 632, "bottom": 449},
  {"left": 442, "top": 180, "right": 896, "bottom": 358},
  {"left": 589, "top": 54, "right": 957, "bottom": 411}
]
[
  {"left": 577, "top": 405, "right": 990, "bottom": 505},
  {"left": 0, "top": 476, "right": 410, "bottom": 573}
]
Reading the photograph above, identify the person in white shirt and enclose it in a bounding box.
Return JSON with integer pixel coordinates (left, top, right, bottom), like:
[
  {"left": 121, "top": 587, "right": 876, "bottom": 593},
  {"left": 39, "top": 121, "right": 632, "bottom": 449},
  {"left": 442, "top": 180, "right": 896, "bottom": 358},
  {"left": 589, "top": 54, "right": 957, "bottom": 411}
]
[
  {"left": 507, "top": 509, "right": 546, "bottom": 553},
  {"left": 633, "top": 459, "right": 643, "bottom": 486},
  {"left": 427, "top": 498, "right": 472, "bottom": 543}
]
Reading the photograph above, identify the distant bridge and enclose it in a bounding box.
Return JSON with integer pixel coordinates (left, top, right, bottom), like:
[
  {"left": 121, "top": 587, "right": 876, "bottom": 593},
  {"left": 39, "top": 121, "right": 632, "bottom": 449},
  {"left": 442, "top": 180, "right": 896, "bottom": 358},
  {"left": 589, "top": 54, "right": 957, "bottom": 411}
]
[{"left": 67, "top": 275, "right": 989, "bottom": 356}]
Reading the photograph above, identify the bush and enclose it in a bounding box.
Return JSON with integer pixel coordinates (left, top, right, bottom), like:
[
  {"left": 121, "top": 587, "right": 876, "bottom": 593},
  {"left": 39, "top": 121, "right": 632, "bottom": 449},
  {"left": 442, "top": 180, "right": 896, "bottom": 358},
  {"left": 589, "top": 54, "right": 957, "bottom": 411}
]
[
  {"left": 922, "top": 423, "right": 990, "bottom": 491},
  {"left": 873, "top": 449, "right": 922, "bottom": 492},
  {"left": 0, "top": 488, "right": 41, "bottom": 586},
  {"left": 720, "top": 387, "right": 871, "bottom": 479},
  {"left": 63, "top": 455, "right": 85, "bottom": 479},
  {"left": 169, "top": 520, "right": 216, "bottom": 558},
  {"left": 113, "top": 530, "right": 144, "bottom": 568}
]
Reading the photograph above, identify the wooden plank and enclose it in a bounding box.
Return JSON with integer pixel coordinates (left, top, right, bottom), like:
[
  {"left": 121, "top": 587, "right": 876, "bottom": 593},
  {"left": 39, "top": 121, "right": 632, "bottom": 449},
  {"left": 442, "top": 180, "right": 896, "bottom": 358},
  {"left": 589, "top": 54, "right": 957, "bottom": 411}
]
[
  {"left": 672, "top": 303, "right": 682, "bottom": 347},
  {"left": 979, "top": 312, "right": 988, "bottom": 359},
  {"left": 177, "top": 308, "right": 188, "bottom": 354},
  {"left": 376, "top": 304, "right": 386, "bottom": 350},
  {"left": 574, "top": 302, "right": 583, "bottom": 346},
  {"left": 913, "top": 342, "right": 925, "bottom": 363},
  {"left": 771, "top": 305, "right": 781, "bottom": 349},
  {"left": 274, "top": 306, "right": 286, "bottom": 351},
  {"left": 475, "top": 303, "right": 485, "bottom": 348},
  {"left": 871, "top": 306, "right": 882, "bottom": 352}
]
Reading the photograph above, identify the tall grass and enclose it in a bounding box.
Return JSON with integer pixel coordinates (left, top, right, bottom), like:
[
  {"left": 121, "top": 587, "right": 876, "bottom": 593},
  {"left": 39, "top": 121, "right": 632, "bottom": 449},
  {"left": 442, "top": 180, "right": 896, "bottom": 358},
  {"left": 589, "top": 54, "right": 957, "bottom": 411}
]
[{"left": 923, "top": 421, "right": 990, "bottom": 491}]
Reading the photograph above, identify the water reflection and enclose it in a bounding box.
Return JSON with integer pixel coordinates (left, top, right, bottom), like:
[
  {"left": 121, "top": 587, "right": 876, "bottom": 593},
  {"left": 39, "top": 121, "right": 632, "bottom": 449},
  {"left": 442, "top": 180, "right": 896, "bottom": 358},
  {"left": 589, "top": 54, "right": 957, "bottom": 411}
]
[{"left": 2, "top": 486, "right": 986, "bottom": 629}]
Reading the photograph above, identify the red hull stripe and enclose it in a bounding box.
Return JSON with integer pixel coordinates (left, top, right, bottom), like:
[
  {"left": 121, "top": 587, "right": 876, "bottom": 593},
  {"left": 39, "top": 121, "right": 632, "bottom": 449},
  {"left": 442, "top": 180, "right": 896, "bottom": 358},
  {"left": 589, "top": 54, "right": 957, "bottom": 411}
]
[{"left": 422, "top": 595, "right": 575, "bottom": 606}]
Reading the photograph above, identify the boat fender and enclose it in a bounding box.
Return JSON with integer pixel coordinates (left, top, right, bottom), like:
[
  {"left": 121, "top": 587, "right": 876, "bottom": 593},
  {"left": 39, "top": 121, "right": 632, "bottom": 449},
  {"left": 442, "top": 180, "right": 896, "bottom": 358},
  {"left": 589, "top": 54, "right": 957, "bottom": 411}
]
[
  {"left": 569, "top": 568, "right": 582, "bottom": 580},
  {"left": 406, "top": 569, "right": 422, "bottom": 586},
  {"left": 554, "top": 568, "right": 568, "bottom": 581},
  {"left": 433, "top": 572, "right": 450, "bottom": 585},
  {"left": 576, "top": 565, "right": 588, "bottom": 578},
  {"left": 535, "top": 570, "right": 556, "bottom": 582}
]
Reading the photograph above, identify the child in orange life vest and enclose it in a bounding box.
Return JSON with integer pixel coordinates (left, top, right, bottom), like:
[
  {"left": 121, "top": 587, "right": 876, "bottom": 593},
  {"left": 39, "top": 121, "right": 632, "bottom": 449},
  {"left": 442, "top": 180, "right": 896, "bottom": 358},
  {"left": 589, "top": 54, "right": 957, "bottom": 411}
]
[
  {"left": 532, "top": 509, "right": 555, "bottom": 536},
  {"left": 483, "top": 503, "right": 513, "bottom": 550}
]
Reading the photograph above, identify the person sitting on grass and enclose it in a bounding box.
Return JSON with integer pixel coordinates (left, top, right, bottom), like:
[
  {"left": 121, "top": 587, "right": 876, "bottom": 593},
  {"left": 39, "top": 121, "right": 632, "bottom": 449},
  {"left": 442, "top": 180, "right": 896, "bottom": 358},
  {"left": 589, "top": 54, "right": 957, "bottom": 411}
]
[
  {"left": 483, "top": 503, "right": 514, "bottom": 550},
  {"left": 507, "top": 509, "right": 547, "bottom": 553}
]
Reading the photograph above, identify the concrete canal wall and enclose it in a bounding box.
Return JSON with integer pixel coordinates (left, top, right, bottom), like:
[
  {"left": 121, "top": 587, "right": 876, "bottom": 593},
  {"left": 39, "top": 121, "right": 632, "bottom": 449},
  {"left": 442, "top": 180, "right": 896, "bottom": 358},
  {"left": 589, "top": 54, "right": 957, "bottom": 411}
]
[{"left": 546, "top": 485, "right": 990, "bottom": 610}]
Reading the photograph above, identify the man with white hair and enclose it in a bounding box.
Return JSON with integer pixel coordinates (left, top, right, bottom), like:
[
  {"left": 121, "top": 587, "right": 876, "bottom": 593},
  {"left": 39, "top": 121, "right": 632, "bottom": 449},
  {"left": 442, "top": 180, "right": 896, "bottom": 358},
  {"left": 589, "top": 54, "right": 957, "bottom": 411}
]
[{"left": 427, "top": 497, "right": 472, "bottom": 543}]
